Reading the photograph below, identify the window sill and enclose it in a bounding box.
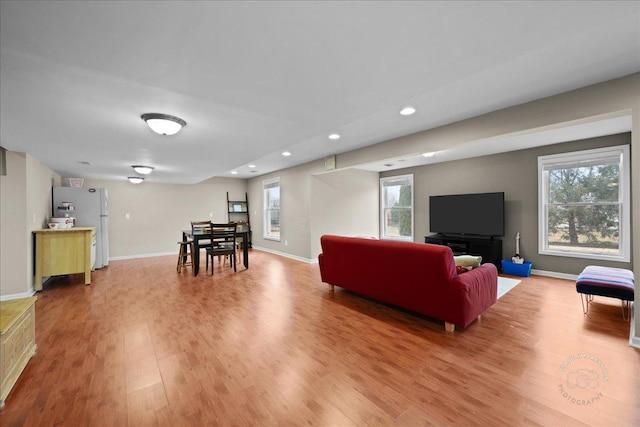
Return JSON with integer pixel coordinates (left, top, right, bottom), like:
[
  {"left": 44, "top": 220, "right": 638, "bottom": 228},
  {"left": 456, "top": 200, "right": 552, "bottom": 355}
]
[
  {"left": 539, "top": 248, "right": 629, "bottom": 263},
  {"left": 381, "top": 235, "right": 414, "bottom": 242},
  {"left": 263, "top": 237, "right": 281, "bottom": 242}
]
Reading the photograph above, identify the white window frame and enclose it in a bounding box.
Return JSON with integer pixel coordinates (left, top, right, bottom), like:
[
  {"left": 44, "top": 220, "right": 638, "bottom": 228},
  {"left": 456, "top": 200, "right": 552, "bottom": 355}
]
[
  {"left": 538, "top": 145, "right": 630, "bottom": 262},
  {"left": 380, "top": 174, "right": 414, "bottom": 241},
  {"left": 263, "top": 177, "right": 281, "bottom": 241}
]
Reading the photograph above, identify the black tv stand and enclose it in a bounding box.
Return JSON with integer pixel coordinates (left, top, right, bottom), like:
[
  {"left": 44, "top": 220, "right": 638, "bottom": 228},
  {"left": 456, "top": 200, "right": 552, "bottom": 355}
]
[{"left": 424, "top": 234, "right": 502, "bottom": 270}]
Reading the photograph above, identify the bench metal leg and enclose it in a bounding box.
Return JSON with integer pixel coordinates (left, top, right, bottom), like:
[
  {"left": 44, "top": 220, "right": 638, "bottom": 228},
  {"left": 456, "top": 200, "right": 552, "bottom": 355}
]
[
  {"left": 580, "top": 293, "right": 593, "bottom": 315},
  {"left": 621, "top": 300, "right": 631, "bottom": 321}
]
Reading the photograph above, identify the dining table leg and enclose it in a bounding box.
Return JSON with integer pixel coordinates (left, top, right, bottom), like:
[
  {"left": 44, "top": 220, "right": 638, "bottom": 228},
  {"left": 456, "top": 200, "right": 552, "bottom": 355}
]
[
  {"left": 242, "top": 233, "right": 249, "bottom": 269},
  {"left": 193, "top": 236, "right": 200, "bottom": 276}
]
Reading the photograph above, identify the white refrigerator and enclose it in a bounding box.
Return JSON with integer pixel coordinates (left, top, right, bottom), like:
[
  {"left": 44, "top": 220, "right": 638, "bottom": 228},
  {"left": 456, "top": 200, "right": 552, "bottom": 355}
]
[{"left": 52, "top": 187, "right": 109, "bottom": 269}]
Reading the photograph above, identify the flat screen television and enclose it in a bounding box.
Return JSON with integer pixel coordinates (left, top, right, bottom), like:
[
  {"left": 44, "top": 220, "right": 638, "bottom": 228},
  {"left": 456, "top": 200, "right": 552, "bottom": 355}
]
[{"left": 429, "top": 192, "right": 505, "bottom": 237}]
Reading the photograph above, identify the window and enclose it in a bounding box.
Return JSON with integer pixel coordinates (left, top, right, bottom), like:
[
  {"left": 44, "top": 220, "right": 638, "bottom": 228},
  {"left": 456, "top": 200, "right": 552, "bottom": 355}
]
[
  {"left": 263, "top": 177, "right": 280, "bottom": 240},
  {"left": 538, "top": 145, "right": 630, "bottom": 262},
  {"left": 380, "top": 174, "right": 413, "bottom": 240}
]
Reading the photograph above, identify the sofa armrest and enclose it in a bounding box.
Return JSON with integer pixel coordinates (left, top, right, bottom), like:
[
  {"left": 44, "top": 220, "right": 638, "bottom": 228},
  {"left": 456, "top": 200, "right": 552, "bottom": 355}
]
[
  {"left": 451, "top": 263, "right": 498, "bottom": 299},
  {"left": 448, "top": 263, "right": 498, "bottom": 328}
]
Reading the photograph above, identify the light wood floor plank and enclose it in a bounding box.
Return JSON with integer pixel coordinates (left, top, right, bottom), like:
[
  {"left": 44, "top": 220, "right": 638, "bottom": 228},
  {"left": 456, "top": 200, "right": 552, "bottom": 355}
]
[{"left": 1, "top": 250, "right": 638, "bottom": 426}]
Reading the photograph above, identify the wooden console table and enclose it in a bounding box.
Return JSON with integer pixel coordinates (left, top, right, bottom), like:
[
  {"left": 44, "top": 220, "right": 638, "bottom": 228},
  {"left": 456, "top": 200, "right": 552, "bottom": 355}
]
[
  {"left": 0, "top": 296, "right": 37, "bottom": 410},
  {"left": 33, "top": 227, "right": 96, "bottom": 291}
]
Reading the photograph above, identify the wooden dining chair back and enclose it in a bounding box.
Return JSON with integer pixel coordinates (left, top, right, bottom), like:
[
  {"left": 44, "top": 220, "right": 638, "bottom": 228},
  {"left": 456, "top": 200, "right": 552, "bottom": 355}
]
[
  {"left": 205, "top": 223, "right": 238, "bottom": 274},
  {"left": 190, "top": 220, "right": 213, "bottom": 252}
]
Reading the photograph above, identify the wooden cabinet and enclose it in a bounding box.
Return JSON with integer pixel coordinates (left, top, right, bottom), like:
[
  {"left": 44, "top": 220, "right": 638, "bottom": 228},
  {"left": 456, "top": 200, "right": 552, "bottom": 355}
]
[
  {"left": 33, "top": 227, "right": 96, "bottom": 291},
  {"left": 0, "top": 297, "right": 37, "bottom": 409}
]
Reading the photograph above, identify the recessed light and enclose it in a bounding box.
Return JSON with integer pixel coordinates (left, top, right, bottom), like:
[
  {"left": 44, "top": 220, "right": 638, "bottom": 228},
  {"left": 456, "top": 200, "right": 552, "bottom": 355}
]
[
  {"left": 248, "top": 164, "right": 256, "bottom": 168},
  {"left": 282, "top": 151, "right": 292, "bottom": 157},
  {"left": 422, "top": 152, "right": 435, "bottom": 158},
  {"left": 79, "top": 161, "right": 91, "bottom": 165},
  {"left": 400, "top": 106, "right": 416, "bottom": 116},
  {"left": 231, "top": 171, "right": 238, "bottom": 175},
  {"left": 384, "top": 163, "right": 394, "bottom": 167},
  {"left": 328, "top": 133, "right": 340, "bottom": 140}
]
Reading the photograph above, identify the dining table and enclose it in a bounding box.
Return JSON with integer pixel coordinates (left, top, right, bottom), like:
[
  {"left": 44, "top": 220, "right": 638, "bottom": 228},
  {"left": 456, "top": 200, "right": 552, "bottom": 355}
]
[{"left": 182, "top": 229, "right": 250, "bottom": 276}]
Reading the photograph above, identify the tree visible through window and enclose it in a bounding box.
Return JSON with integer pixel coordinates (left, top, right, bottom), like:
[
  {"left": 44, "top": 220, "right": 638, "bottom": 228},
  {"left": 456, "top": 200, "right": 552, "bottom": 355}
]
[
  {"left": 538, "top": 145, "right": 630, "bottom": 261},
  {"left": 381, "top": 175, "right": 413, "bottom": 240}
]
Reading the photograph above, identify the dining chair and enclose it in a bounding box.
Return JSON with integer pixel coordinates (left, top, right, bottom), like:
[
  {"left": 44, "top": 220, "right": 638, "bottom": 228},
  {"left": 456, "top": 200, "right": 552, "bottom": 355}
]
[
  {"left": 190, "top": 220, "right": 213, "bottom": 257},
  {"left": 205, "top": 223, "right": 238, "bottom": 274},
  {"left": 223, "top": 221, "right": 243, "bottom": 266}
]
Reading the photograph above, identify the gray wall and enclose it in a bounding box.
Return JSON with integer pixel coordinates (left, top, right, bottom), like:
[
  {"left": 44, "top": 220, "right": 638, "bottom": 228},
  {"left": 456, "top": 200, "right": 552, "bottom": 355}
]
[{"left": 382, "top": 133, "right": 632, "bottom": 275}]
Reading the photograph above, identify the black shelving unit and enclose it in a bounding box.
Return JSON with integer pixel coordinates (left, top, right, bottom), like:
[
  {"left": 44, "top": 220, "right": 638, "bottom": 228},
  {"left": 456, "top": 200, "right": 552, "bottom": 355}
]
[{"left": 227, "top": 192, "right": 252, "bottom": 248}]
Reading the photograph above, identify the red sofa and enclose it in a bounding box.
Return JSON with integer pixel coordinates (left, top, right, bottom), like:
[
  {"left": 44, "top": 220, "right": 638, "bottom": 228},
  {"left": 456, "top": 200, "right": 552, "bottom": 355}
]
[{"left": 318, "top": 235, "right": 498, "bottom": 331}]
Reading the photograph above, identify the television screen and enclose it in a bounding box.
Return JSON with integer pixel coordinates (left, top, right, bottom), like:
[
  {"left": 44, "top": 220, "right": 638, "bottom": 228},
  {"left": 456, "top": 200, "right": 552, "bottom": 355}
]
[{"left": 429, "top": 192, "right": 505, "bottom": 236}]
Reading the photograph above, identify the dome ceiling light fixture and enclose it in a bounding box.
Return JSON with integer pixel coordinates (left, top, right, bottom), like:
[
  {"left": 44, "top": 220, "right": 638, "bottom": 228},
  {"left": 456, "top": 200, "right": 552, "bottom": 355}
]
[
  {"left": 132, "top": 165, "right": 154, "bottom": 175},
  {"left": 127, "top": 176, "right": 145, "bottom": 184},
  {"left": 141, "top": 113, "right": 186, "bottom": 136}
]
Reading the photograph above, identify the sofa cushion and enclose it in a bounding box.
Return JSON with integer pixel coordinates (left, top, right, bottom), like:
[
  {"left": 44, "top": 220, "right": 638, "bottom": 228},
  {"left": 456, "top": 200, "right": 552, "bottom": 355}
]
[{"left": 454, "top": 255, "right": 482, "bottom": 268}]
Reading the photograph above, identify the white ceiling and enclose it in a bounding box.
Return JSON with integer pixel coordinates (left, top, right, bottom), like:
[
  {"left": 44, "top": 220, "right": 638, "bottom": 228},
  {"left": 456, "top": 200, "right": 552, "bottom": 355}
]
[{"left": 1, "top": 1, "right": 638, "bottom": 184}]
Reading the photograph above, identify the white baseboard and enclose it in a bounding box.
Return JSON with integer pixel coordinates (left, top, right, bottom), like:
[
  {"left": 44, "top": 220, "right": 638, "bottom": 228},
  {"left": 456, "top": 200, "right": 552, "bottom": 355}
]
[
  {"left": 109, "top": 247, "right": 317, "bottom": 265},
  {"left": 1, "top": 289, "right": 36, "bottom": 301},
  {"left": 530, "top": 269, "right": 579, "bottom": 281},
  {"left": 251, "top": 245, "right": 316, "bottom": 263},
  {"left": 109, "top": 251, "right": 175, "bottom": 261}
]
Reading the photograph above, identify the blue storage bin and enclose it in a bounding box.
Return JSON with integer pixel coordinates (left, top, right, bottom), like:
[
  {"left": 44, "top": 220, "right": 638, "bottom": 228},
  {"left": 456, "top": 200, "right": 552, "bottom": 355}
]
[{"left": 501, "top": 259, "right": 532, "bottom": 277}]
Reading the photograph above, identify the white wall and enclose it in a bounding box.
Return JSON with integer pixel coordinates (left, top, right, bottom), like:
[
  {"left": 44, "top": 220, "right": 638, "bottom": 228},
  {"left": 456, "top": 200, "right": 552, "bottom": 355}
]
[
  {"left": 248, "top": 159, "right": 325, "bottom": 260},
  {"left": 81, "top": 177, "right": 248, "bottom": 258},
  {"left": 0, "top": 151, "right": 28, "bottom": 298},
  {"left": 309, "top": 168, "right": 379, "bottom": 259},
  {"left": 1, "top": 152, "right": 59, "bottom": 299}
]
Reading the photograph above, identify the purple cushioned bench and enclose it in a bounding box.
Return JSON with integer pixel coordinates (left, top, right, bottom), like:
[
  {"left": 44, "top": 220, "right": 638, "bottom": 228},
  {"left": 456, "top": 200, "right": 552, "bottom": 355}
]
[{"left": 576, "top": 265, "right": 635, "bottom": 320}]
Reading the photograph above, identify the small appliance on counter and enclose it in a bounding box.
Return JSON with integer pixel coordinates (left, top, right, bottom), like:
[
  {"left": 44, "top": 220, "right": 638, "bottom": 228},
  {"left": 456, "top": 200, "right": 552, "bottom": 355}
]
[
  {"left": 54, "top": 202, "right": 76, "bottom": 227},
  {"left": 49, "top": 217, "right": 73, "bottom": 228}
]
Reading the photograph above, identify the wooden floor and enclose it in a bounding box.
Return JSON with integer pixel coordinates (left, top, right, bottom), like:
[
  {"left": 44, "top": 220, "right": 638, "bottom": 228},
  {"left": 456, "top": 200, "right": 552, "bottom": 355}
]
[{"left": 2, "top": 250, "right": 638, "bottom": 426}]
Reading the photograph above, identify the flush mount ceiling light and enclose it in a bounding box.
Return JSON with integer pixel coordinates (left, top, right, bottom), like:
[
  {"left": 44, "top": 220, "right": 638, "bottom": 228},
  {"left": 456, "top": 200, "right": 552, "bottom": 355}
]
[
  {"left": 328, "top": 133, "right": 341, "bottom": 140},
  {"left": 399, "top": 106, "right": 416, "bottom": 116},
  {"left": 248, "top": 164, "right": 256, "bottom": 168},
  {"left": 132, "top": 165, "right": 154, "bottom": 175},
  {"left": 282, "top": 151, "right": 292, "bottom": 157},
  {"left": 422, "top": 152, "right": 436, "bottom": 158},
  {"left": 141, "top": 113, "right": 186, "bottom": 136},
  {"left": 231, "top": 171, "right": 238, "bottom": 175},
  {"left": 127, "top": 176, "right": 145, "bottom": 184}
]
